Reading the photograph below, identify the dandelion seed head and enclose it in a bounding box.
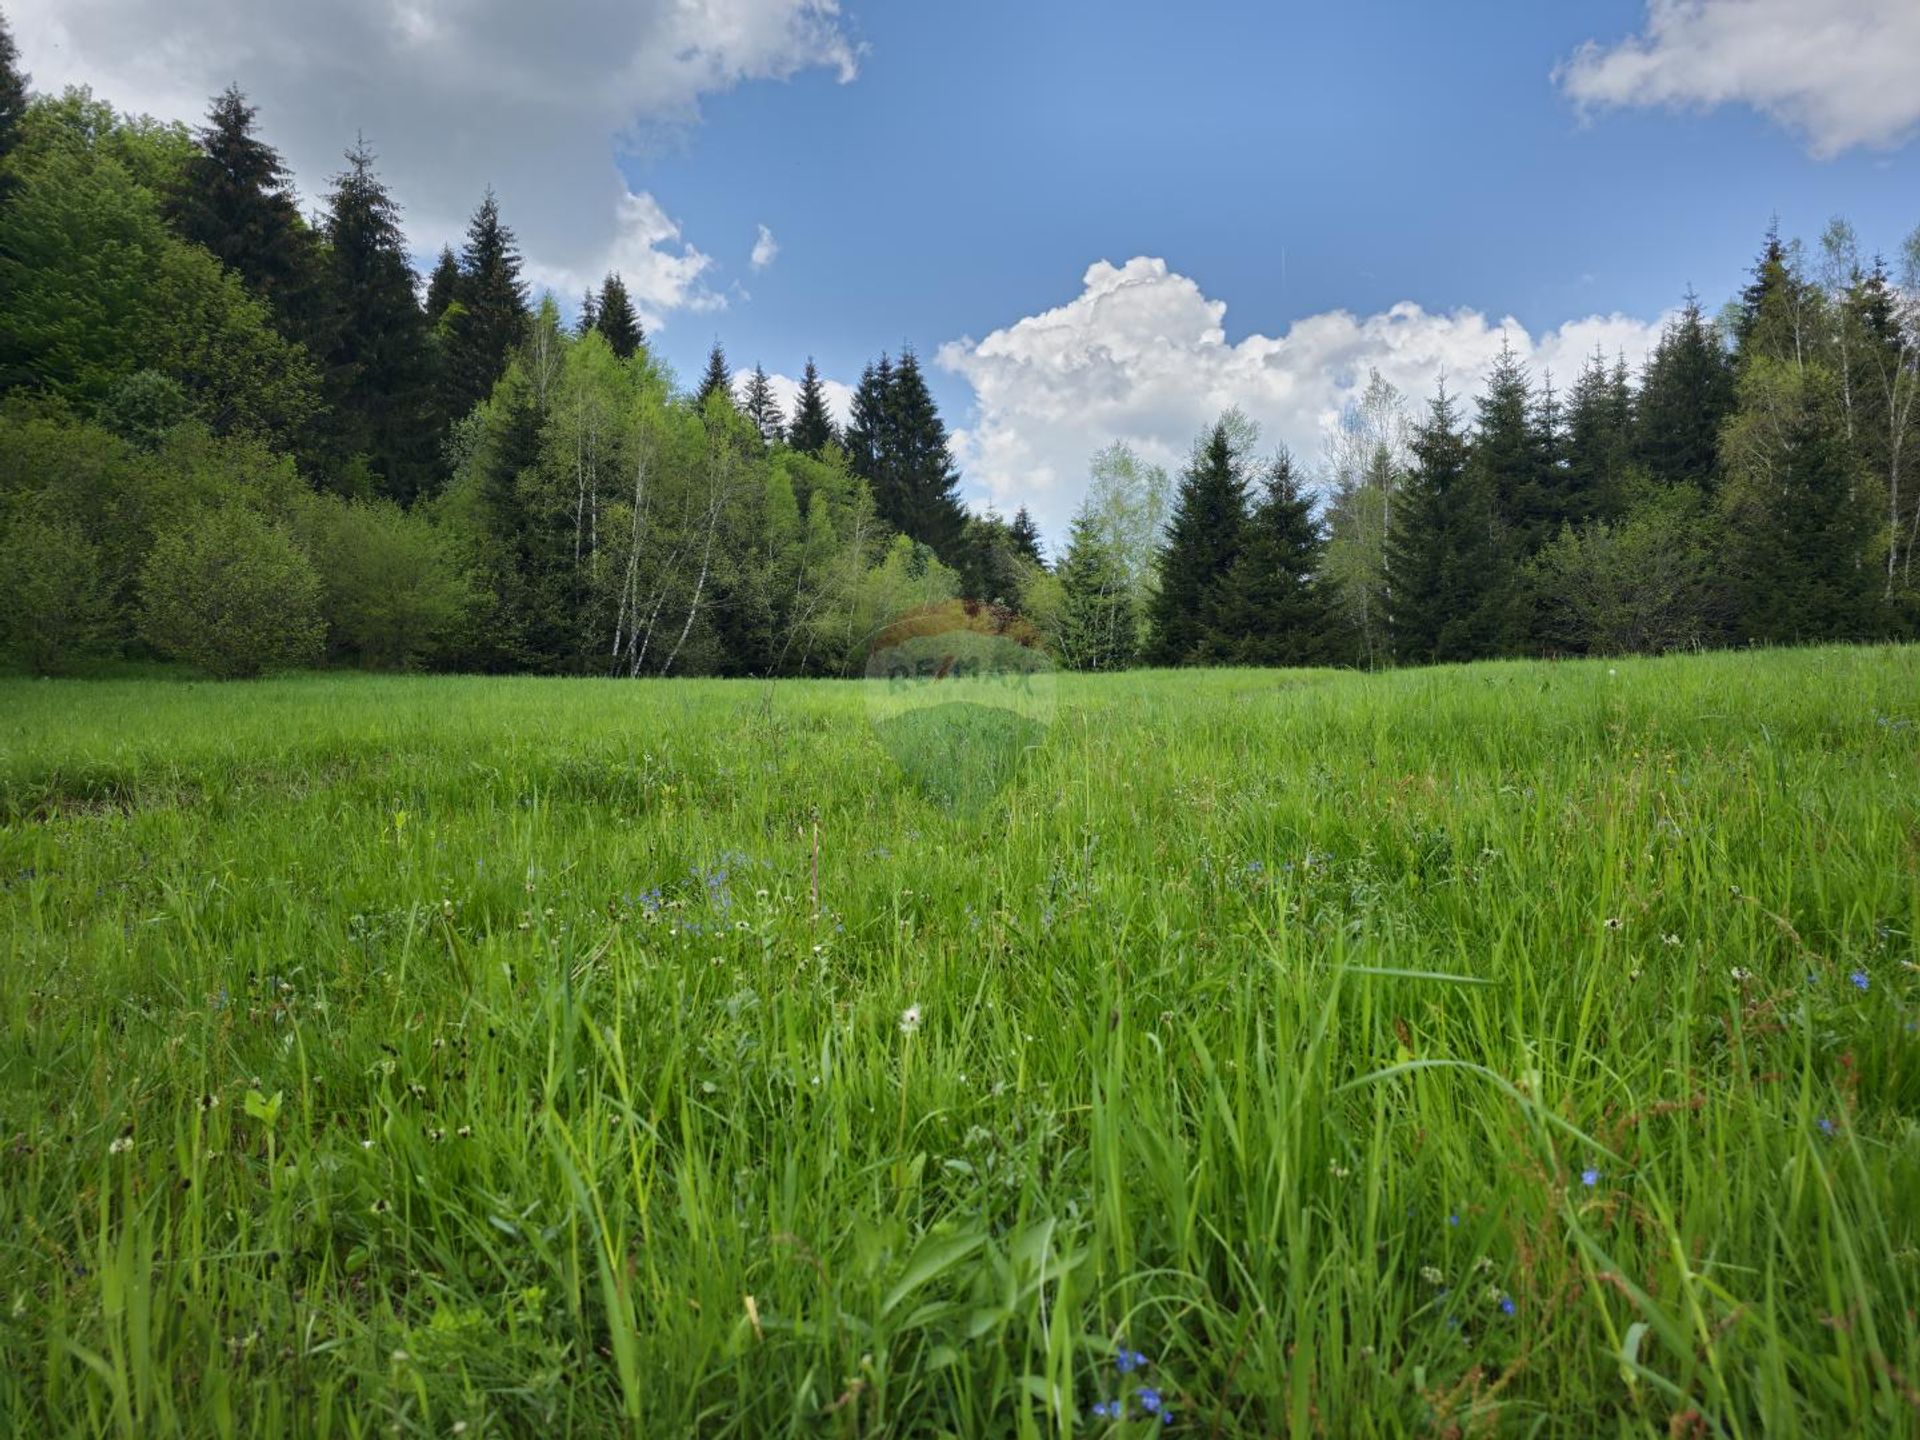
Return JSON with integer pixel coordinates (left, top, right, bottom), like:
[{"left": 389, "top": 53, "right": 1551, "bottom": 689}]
[{"left": 899, "top": 1004, "right": 922, "bottom": 1035}]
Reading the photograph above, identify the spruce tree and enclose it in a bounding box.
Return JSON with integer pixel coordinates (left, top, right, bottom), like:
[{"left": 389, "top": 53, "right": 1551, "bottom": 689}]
[
  {"left": 594, "top": 272, "right": 642, "bottom": 360},
  {"left": 424, "top": 246, "right": 460, "bottom": 328},
  {"left": 442, "top": 188, "right": 528, "bottom": 418},
  {"left": 0, "top": 9, "right": 27, "bottom": 208},
  {"left": 319, "top": 137, "right": 434, "bottom": 502},
  {"left": 695, "top": 340, "right": 733, "bottom": 410},
  {"left": 1386, "top": 386, "right": 1494, "bottom": 664},
  {"left": 1636, "top": 293, "right": 1734, "bottom": 488},
  {"left": 1565, "top": 350, "right": 1634, "bottom": 521},
  {"left": 166, "top": 86, "right": 321, "bottom": 342},
  {"left": 1144, "top": 419, "right": 1249, "bottom": 665},
  {"left": 787, "top": 357, "right": 837, "bottom": 454},
  {"left": 1009, "top": 506, "right": 1045, "bottom": 567},
  {"left": 1057, "top": 504, "right": 1136, "bottom": 671},
  {"left": 842, "top": 355, "right": 892, "bottom": 478},
  {"left": 742, "top": 363, "right": 784, "bottom": 446},
  {"left": 1220, "top": 448, "right": 1333, "bottom": 666},
  {"left": 1733, "top": 221, "right": 1815, "bottom": 370},
  {"left": 880, "top": 349, "right": 969, "bottom": 562},
  {"left": 576, "top": 288, "right": 599, "bottom": 337}
]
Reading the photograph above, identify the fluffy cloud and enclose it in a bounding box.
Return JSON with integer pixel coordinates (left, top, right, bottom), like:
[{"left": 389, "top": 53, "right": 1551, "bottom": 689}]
[
  {"left": 1557, "top": 0, "right": 1920, "bottom": 157},
  {"left": 7, "top": 0, "right": 858, "bottom": 319},
  {"left": 938, "top": 257, "right": 1669, "bottom": 541},
  {"left": 733, "top": 368, "right": 855, "bottom": 430},
  {"left": 751, "top": 223, "right": 780, "bottom": 271}
]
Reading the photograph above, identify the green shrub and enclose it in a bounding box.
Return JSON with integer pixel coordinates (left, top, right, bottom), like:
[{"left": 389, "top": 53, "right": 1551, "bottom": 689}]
[
  {"left": 138, "top": 506, "right": 323, "bottom": 677},
  {"left": 0, "top": 501, "right": 114, "bottom": 673}
]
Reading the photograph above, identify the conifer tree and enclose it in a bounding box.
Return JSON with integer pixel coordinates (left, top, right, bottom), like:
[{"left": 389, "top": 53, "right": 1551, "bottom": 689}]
[
  {"left": 576, "top": 288, "right": 599, "bottom": 337},
  {"left": 1733, "top": 221, "right": 1815, "bottom": 370},
  {"left": 442, "top": 188, "right": 528, "bottom": 419},
  {"left": 424, "top": 246, "right": 460, "bottom": 328},
  {"left": 1220, "top": 448, "right": 1333, "bottom": 665},
  {"left": 166, "top": 86, "right": 321, "bottom": 342},
  {"left": 695, "top": 340, "right": 733, "bottom": 409},
  {"left": 1386, "top": 386, "right": 1494, "bottom": 664},
  {"left": 1057, "top": 504, "right": 1136, "bottom": 671},
  {"left": 742, "top": 363, "right": 784, "bottom": 446},
  {"left": 319, "top": 136, "right": 434, "bottom": 502},
  {"left": 878, "top": 348, "right": 968, "bottom": 562},
  {"left": 0, "top": 9, "right": 27, "bottom": 208},
  {"left": 1565, "top": 350, "right": 1635, "bottom": 521},
  {"left": 593, "top": 272, "right": 642, "bottom": 360},
  {"left": 1008, "top": 506, "right": 1045, "bottom": 567},
  {"left": 1636, "top": 293, "right": 1735, "bottom": 488},
  {"left": 1144, "top": 418, "right": 1249, "bottom": 665},
  {"left": 787, "top": 357, "right": 837, "bottom": 454},
  {"left": 841, "top": 354, "right": 892, "bottom": 477}
]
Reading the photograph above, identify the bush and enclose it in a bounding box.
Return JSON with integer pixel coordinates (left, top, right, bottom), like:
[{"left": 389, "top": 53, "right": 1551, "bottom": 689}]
[
  {"left": 139, "top": 506, "right": 324, "bottom": 677},
  {"left": 0, "top": 501, "right": 115, "bottom": 673},
  {"left": 297, "top": 496, "right": 473, "bottom": 670}
]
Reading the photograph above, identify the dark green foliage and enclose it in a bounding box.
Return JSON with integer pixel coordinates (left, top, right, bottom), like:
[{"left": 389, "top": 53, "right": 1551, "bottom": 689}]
[
  {"left": 956, "top": 512, "right": 1025, "bottom": 604},
  {"left": 1008, "top": 506, "right": 1045, "bottom": 567},
  {"left": 165, "top": 87, "right": 322, "bottom": 343},
  {"left": 787, "top": 357, "right": 837, "bottom": 454},
  {"left": 0, "top": 497, "right": 114, "bottom": 673},
  {"left": 296, "top": 495, "right": 471, "bottom": 669},
  {"left": 1144, "top": 420, "right": 1248, "bottom": 665},
  {"left": 139, "top": 505, "right": 324, "bottom": 677},
  {"left": 1219, "top": 449, "right": 1333, "bottom": 666},
  {"left": 318, "top": 138, "right": 434, "bottom": 502},
  {"left": 1056, "top": 505, "right": 1135, "bottom": 670},
  {"left": 1565, "top": 351, "right": 1635, "bottom": 521},
  {"left": 440, "top": 188, "right": 528, "bottom": 421},
  {"left": 0, "top": 7, "right": 27, "bottom": 207},
  {"left": 696, "top": 340, "right": 733, "bottom": 410},
  {"left": 842, "top": 350, "right": 969, "bottom": 563},
  {"left": 742, "top": 363, "right": 784, "bottom": 446},
  {"left": 593, "top": 273, "right": 642, "bottom": 360},
  {"left": 97, "top": 369, "right": 190, "bottom": 450},
  {"left": 424, "top": 246, "right": 460, "bottom": 328},
  {"left": 1636, "top": 294, "right": 1735, "bottom": 488},
  {"left": 1386, "top": 386, "right": 1496, "bottom": 664},
  {"left": 841, "top": 354, "right": 890, "bottom": 477}
]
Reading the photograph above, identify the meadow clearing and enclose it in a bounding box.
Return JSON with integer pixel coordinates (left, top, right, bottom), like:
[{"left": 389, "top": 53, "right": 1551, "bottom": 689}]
[{"left": 1, "top": 647, "right": 1918, "bottom": 1438}]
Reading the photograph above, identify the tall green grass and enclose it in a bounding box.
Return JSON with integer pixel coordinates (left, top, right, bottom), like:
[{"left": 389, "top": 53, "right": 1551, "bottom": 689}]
[{"left": 1, "top": 647, "right": 1916, "bottom": 1437}]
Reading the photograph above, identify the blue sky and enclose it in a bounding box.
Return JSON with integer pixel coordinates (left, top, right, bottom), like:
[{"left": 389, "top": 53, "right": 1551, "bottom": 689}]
[{"left": 14, "top": 0, "right": 1920, "bottom": 539}]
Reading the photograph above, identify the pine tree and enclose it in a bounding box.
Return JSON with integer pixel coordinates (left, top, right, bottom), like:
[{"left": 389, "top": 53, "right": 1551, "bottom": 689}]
[
  {"left": 1144, "top": 419, "right": 1249, "bottom": 665},
  {"left": 841, "top": 355, "right": 892, "bottom": 477},
  {"left": 742, "top": 363, "right": 784, "bottom": 446},
  {"left": 787, "top": 357, "right": 837, "bottom": 454},
  {"left": 576, "top": 288, "right": 599, "bottom": 337},
  {"left": 593, "top": 272, "right": 642, "bottom": 360},
  {"left": 1057, "top": 504, "right": 1136, "bottom": 671},
  {"left": 1386, "top": 386, "right": 1494, "bottom": 664},
  {"left": 1734, "top": 221, "right": 1815, "bottom": 370},
  {"left": 1565, "top": 350, "right": 1635, "bottom": 521},
  {"left": 319, "top": 136, "right": 434, "bottom": 503},
  {"left": 0, "top": 9, "right": 27, "bottom": 208},
  {"left": 1636, "top": 294, "right": 1735, "bottom": 489},
  {"left": 1220, "top": 449, "right": 1333, "bottom": 666},
  {"left": 166, "top": 86, "right": 321, "bottom": 341},
  {"left": 1008, "top": 506, "right": 1045, "bottom": 567},
  {"left": 878, "top": 349, "right": 969, "bottom": 562},
  {"left": 424, "top": 246, "right": 460, "bottom": 328},
  {"left": 695, "top": 340, "right": 733, "bottom": 410},
  {"left": 442, "top": 188, "right": 528, "bottom": 419}
]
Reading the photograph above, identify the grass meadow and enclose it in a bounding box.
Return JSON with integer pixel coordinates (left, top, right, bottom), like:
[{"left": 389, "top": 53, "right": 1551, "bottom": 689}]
[{"left": 2, "top": 648, "right": 1918, "bottom": 1438}]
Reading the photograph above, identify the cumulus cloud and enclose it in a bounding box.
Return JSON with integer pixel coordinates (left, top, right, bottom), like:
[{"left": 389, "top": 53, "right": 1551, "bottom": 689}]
[
  {"left": 733, "top": 368, "right": 855, "bottom": 429},
  {"left": 938, "top": 257, "right": 1669, "bottom": 542},
  {"left": 7, "top": 0, "right": 858, "bottom": 318},
  {"left": 1557, "top": 0, "right": 1920, "bottom": 157},
  {"left": 750, "top": 223, "right": 780, "bottom": 271},
  {"left": 528, "top": 190, "right": 724, "bottom": 328}
]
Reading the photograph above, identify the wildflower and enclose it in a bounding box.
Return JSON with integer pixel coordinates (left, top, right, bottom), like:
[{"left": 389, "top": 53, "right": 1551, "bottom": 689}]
[
  {"left": 109, "top": 1135, "right": 133, "bottom": 1155},
  {"left": 360, "top": 1139, "right": 375, "bottom": 1150},
  {"left": 370, "top": 1198, "right": 392, "bottom": 1214},
  {"left": 1136, "top": 1387, "right": 1163, "bottom": 1415},
  {"left": 427, "top": 1128, "right": 446, "bottom": 1144},
  {"left": 899, "top": 1004, "right": 922, "bottom": 1036},
  {"left": 1604, "top": 917, "right": 1624, "bottom": 932},
  {"left": 1091, "top": 1400, "right": 1121, "bottom": 1420},
  {"left": 1328, "top": 1160, "right": 1351, "bottom": 1179},
  {"left": 1817, "top": 1117, "right": 1836, "bottom": 1137},
  {"left": 1730, "top": 966, "right": 1753, "bottom": 984},
  {"left": 198, "top": 1093, "right": 219, "bottom": 1112},
  {"left": 1662, "top": 934, "right": 1682, "bottom": 947},
  {"left": 1448, "top": 1212, "right": 1460, "bottom": 1227},
  {"left": 1420, "top": 1265, "right": 1445, "bottom": 1285},
  {"left": 1116, "top": 1347, "right": 1147, "bottom": 1374},
  {"left": 1580, "top": 1167, "right": 1601, "bottom": 1188},
  {"left": 1501, "top": 1296, "right": 1516, "bottom": 1316},
  {"left": 456, "top": 1126, "right": 472, "bottom": 1140},
  {"left": 1850, "top": 970, "right": 1870, "bottom": 992}
]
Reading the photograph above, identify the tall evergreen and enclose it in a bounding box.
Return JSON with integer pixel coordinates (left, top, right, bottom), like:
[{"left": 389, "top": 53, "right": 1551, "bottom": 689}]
[
  {"left": 878, "top": 349, "right": 968, "bottom": 561},
  {"left": 841, "top": 355, "right": 892, "bottom": 477},
  {"left": 319, "top": 137, "right": 433, "bottom": 502},
  {"left": 1220, "top": 448, "right": 1333, "bottom": 665},
  {"left": 593, "top": 272, "right": 642, "bottom": 360},
  {"left": 441, "top": 188, "right": 528, "bottom": 419},
  {"left": 1057, "top": 505, "right": 1136, "bottom": 671},
  {"left": 576, "top": 288, "right": 599, "bottom": 337},
  {"left": 1565, "top": 350, "right": 1635, "bottom": 521},
  {"left": 166, "top": 86, "right": 321, "bottom": 341},
  {"left": 787, "top": 357, "right": 837, "bottom": 454},
  {"left": 424, "top": 246, "right": 460, "bottom": 328},
  {"left": 1144, "top": 419, "right": 1249, "bottom": 665},
  {"left": 1008, "top": 506, "right": 1045, "bottom": 567},
  {"left": 1636, "top": 294, "right": 1735, "bottom": 489},
  {"left": 741, "top": 363, "right": 784, "bottom": 446},
  {"left": 1386, "top": 386, "right": 1494, "bottom": 664},
  {"left": 0, "top": 9, "right": 27, "bottom": 208},
  {"left": 1734, "top": 221, "right": 1815, "bottom": 370},
  {"left": 695, "top": 340, "right": 733, "bottom": 409}
]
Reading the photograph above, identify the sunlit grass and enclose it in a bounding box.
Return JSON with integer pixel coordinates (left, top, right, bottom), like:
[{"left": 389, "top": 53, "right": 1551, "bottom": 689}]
[{"left": 2, "top": 647, "right": 1917, "bottom": 1436}]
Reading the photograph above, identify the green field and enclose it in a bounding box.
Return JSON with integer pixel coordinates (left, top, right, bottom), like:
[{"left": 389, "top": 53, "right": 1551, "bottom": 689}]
[{"left": 3, "top": 649, "right": 1918, "bottom": 1438}]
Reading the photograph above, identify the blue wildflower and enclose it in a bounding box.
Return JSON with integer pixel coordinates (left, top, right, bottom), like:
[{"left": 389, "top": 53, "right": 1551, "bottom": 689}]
[
  {"left": 1817, "top": 1116, "right": 1836, "bottom": 1136},
  {"left": 1116, "top": 1348, "right": 1147, "bottom": 1374},
  {"left": 1850, "top": 970, "right": 1870, "bottom": 992},
  {"left": 1580, "top": 1167, "right": 1600, "bottom": 1188},
  {"left": 1136, "top": 1387, "right": 1162, "bottom": 1414},
  {"left": 1500, "top": 1296, "right": 1516, "bottom": 1316},
  {"left": 1448, "top": 1212, "right": 1460, "bottom": 1228},
  {"left": 1091, "top": 1400, "right": 1121, "bottom": 1420}
]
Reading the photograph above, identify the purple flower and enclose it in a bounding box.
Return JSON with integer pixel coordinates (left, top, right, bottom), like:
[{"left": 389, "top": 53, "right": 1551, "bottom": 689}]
[{"left": 1580, "top": 1167, "right": 1600, "bottom": 1188}]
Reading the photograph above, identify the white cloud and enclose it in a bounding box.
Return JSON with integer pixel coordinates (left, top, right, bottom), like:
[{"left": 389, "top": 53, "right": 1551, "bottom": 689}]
[
  {"left": 1557, "top": 0, "right": 1920, "bottom": 157},
  {"left": 7, "top": 0, "right": 859, "bottom": 317},
  {"left": 938, "top": 257, "right": 1669, "bottom": 543},
  {"left": 751, "top": 223, "right": 780, "bottom": 271},
  {"left": 733, "top": 368, "right": 855, "bottom": 429},
  {"left": 528, "top": 190, "right": 724, "bottom": 329}
]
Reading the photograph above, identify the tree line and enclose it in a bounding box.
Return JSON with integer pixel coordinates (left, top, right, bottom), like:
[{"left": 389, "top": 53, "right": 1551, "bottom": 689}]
[{"left": 1, "top": 12, "right": 1915, "bottom": 679}]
